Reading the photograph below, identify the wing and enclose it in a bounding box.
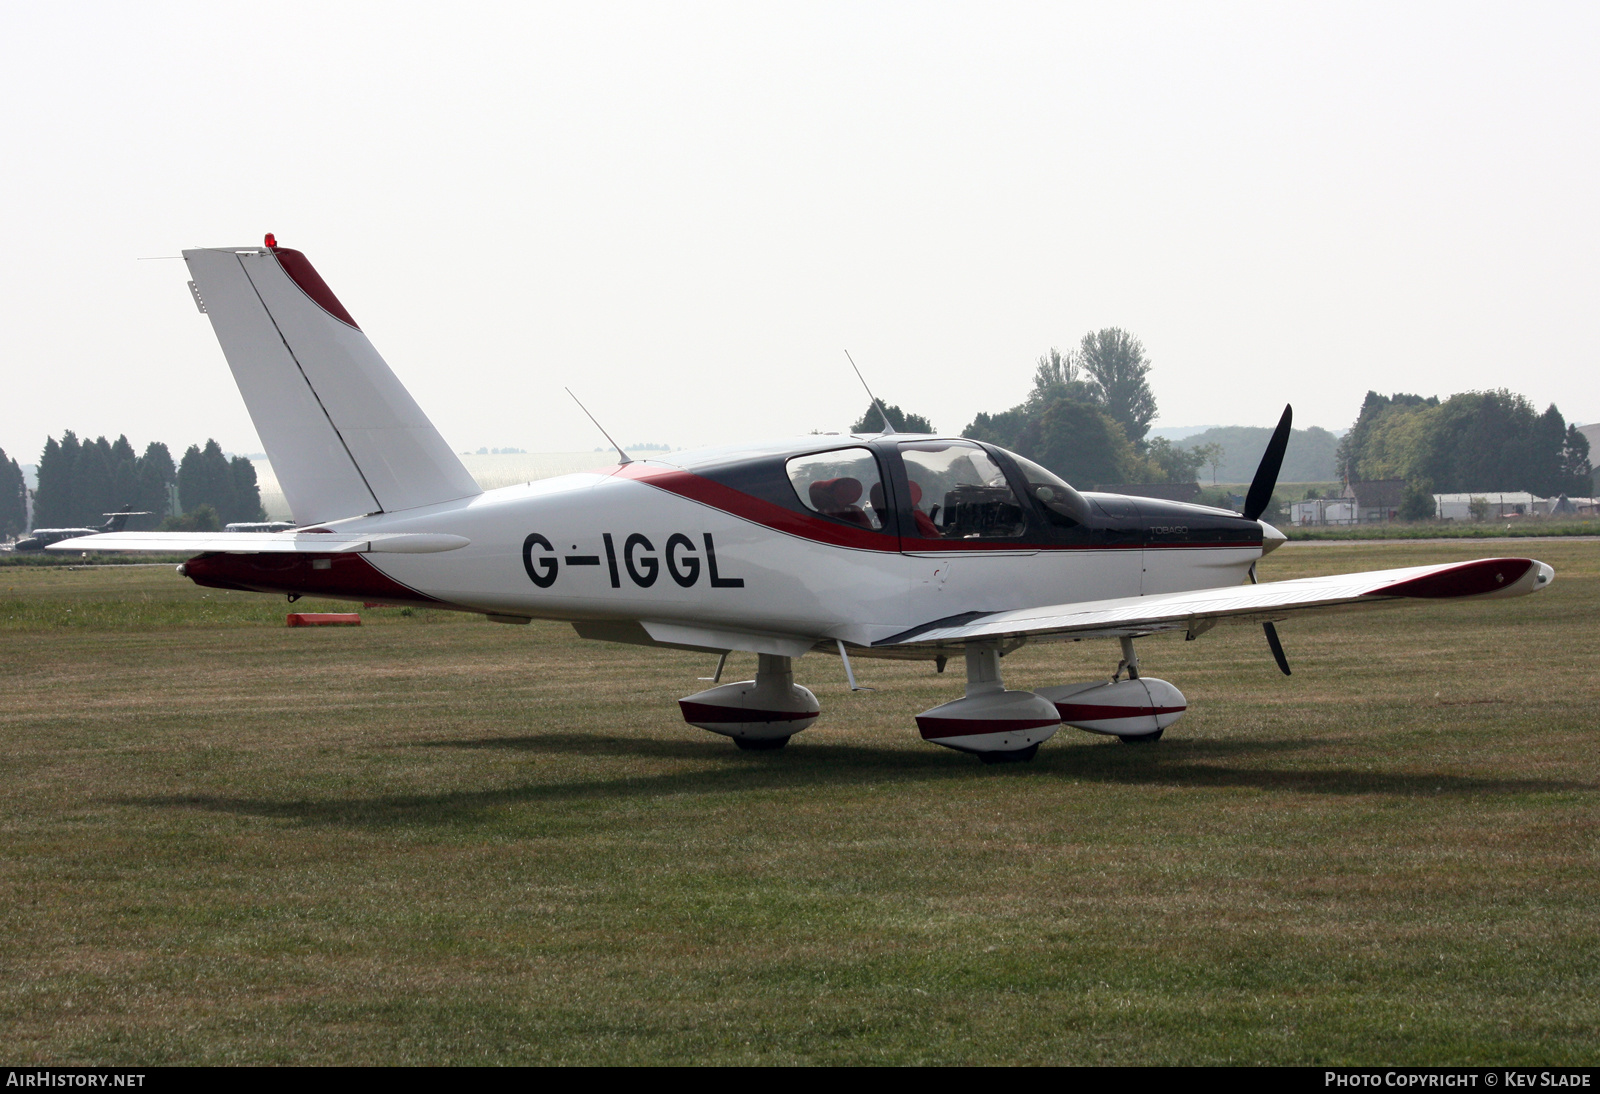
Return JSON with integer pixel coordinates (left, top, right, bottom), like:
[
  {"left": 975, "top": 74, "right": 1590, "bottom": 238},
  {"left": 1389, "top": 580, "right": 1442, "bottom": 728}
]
[
  {"left": 45, "top": 532, "right": 469, "bottom": 555},
  {"left": 874, "top": 557, "right": 1554, "bottom": 651}
]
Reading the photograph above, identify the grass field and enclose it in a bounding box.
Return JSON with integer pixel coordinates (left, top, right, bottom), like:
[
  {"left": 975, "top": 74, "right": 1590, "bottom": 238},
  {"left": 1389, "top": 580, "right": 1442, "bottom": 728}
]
[{"left": 1, "top": 542, "right": 1596, "bottom": 1065}]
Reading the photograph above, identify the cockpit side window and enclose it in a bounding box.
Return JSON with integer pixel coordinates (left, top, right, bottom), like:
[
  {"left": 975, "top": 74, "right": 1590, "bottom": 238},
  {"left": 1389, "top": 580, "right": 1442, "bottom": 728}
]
[
  {"left": 785, "top": 448, "right": 888, "bottom": 531},
  {"left": 1007, "top": 454, "right": 1091, "bottom": 528},
  {"left": 898, "top": 440, "right": 1026, "bottom": 539}
]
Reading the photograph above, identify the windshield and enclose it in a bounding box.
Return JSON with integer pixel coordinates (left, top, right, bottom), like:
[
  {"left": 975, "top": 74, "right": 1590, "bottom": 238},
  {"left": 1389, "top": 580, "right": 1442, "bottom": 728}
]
[
  {"left": 1008, "top": 453, "right": 1091, "bottom": 527},
  {"left": 899, "top": 440, "right": 1026, "bottom": 539}
]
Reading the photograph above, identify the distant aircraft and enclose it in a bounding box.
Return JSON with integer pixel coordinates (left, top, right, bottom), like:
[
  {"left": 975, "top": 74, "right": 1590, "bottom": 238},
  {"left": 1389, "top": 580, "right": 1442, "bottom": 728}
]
[
  {"left": 54, "top": 238, "right": 1555, "bottom": 762},
  {"left": 14, "top": 510, "right": 149, "bottom": 552}
]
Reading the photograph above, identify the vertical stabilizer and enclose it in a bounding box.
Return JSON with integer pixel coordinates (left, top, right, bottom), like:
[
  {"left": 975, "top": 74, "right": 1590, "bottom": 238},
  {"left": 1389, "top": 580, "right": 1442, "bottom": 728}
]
[{"left": 183, "top": 243, "right": 481, "bottom": 526}]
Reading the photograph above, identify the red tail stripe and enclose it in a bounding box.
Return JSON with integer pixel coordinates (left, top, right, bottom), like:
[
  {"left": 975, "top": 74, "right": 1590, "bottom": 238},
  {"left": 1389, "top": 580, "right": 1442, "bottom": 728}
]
[{"left": 269, "top": 247, "right": 361, "bottom": 330}]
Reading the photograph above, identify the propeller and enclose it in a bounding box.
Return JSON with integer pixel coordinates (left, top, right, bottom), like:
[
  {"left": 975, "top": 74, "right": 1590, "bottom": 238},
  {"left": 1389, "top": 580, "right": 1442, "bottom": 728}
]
[
  {"left": 1243, "top": 404, "right": 1293, "bottom": 522},
  {"left": 1245, "top": 405, "right": 1294, "bottom": 675}
]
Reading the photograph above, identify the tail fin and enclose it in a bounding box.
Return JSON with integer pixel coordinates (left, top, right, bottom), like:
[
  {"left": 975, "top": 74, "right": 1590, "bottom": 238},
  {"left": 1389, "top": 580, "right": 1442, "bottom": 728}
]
[{"left": 183, "top": 242, "right": 480, "bottom": 526}]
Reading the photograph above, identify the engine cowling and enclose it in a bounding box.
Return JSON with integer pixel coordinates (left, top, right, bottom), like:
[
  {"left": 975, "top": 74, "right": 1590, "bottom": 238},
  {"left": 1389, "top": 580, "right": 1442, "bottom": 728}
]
[{"left": 1034, "top": 678, "right": 1187, "bottom": 738}]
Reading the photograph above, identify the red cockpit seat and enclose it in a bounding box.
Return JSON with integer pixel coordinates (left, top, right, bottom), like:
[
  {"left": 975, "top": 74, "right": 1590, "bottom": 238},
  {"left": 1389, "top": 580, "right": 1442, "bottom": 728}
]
[
  {"left": 810, "top": 478, "right": 873, "bottom": 529},
  {"left": 908, "top": 480, "right": 940, "bottom": 537}
]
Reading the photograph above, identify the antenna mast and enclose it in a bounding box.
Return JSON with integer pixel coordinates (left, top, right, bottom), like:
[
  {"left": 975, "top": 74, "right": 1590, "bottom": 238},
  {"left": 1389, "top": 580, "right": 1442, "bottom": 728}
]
[
  {"left": 844, "top": 350, "right": 894, "bottom": 435},
  {"left": 565, "top": 388, "right": 633, "bottom": 465}
]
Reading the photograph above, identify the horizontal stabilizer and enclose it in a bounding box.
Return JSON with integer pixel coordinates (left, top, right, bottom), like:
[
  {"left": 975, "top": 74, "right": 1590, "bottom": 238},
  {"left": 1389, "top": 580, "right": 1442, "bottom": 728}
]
[
  {"left": 183, "top": 243, "right": 481, "bottom": 525},
  {"left": 48, "top": 531, "right": 470, "bottom": 555},
  {"left": 877, "top": 557, "right": 1555, "bottom": 650}
]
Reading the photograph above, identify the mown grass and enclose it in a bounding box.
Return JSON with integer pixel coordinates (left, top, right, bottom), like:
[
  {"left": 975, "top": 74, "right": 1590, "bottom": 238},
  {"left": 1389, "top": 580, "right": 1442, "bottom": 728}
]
[
  {"left": 1283, "top": 523, "right": 1598, "bottom": 541},
  {"left": 0, "top": 541, "right": 1595, "bottom": 1065}
]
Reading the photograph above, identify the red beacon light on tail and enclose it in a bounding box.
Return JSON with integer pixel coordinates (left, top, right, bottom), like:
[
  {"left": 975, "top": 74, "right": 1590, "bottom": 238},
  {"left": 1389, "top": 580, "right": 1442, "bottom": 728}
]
[{"left": 264, "top": 233, "right": 277, "bottom": 249}]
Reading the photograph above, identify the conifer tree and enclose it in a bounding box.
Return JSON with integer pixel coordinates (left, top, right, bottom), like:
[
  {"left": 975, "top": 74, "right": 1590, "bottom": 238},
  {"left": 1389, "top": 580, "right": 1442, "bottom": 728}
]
[{"left": 0, "top": 449, "right": 26, "bottom": 537}]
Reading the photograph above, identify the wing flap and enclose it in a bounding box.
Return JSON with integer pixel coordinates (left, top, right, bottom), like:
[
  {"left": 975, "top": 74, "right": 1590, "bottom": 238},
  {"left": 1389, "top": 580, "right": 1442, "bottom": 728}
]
[{"left": 875, "top": 557, "right": 1554, "bottom": 650}]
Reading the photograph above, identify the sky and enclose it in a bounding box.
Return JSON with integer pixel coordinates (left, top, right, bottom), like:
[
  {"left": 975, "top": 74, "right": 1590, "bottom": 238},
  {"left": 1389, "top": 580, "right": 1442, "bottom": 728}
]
[{"left": 2, "top": 1, "right": 1596, "bottom": 464}]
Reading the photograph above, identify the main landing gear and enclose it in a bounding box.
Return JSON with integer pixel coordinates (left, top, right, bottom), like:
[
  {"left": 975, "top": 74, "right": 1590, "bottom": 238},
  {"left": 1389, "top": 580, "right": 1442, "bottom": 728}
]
[
  {"left": 675, "top": 637, "right": 1189, "bottom": 762},
  {"left": 1034, "top": 638, "right": 1187, "bottom": 746},
  {"left": 914, "top": 644, "right": 1061, "bottom": 762},
  {"left": 678, "top": 653, "right": 818, "bottom": 750}
]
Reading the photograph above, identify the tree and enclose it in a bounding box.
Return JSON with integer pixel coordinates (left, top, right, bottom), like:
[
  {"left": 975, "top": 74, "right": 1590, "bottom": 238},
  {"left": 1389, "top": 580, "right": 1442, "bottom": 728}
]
[
  {"left": 109, "top": 435, "right": 138, "bottom": 513},
  {"left": 1399, "top": 479, "right": 1435, "bottom": 521},
  {"left": 1030, "top": 398, "right": 1139, "bottom": 489},
  {"left": 74, "top": 437, "right": 114, "bottom": 526},
  {"left": 1193, "top": 443, "right": 1226, "bottom": 485},
  {"left": 967, "top": 396, "right": 1138, "bottom": 488},
  {"left": 0, "top": 449, "right": 26, "bottom": 538},
  {"left": 1027, "top": 347, "right": 1097, "bottom": 409},
  {"left": 1559, "top": 423, "right": 1592, "bottom": 497},
  {"left": 1338, "top": 389, "right": 1581, "bottom": 496},
  {"left": 135, "top": 442, "right": 176, "bottom": 529},
  {"left": 229, "top": 456, "right": 265, "bottom": 523},
  {"left": 1077, "top": 328, "right": 1157, "bottom": 445},
  {"left": 850, "top": 402, "right": 934, "bottom": 434},
  {"left": 33, "top": 432, "right": 79, "bottom": 529},
  {"left": 159, "top": 503, "right": 220, "bottom": 532},
  {"left": 178, "top": 440, "right": 237, "bottom": 519},
  {"left": 1336, "top": 391, "right": 1438, "bottom": 483},
  {"left": 1144, "top": 436, "right": 1204, "bottom": 484}
]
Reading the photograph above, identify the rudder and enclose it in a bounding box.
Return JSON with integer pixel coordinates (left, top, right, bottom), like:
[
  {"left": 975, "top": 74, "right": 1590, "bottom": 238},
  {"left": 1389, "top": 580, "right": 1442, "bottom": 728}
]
[{"left": 184, "top": 241, "right": 480, "bottom": 526}]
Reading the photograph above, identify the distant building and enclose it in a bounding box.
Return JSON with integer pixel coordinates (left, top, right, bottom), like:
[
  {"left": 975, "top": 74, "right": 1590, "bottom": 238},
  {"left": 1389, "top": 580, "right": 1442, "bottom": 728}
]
[
  {"left": 1578, "top": 422, "right": 1600, "bottom": 454},
  {"left": 1432, "top": 492, "right": 1548, "bottom": 520},
  {"left": 1344, "top": 479, "right": 1405, "bottom": 523},
  {"left": 1095, "top": 482, "right": 1202, "bottom": 503},
  {"left": 1289, "top": 497, "right": 1356, "bottom": 526}
]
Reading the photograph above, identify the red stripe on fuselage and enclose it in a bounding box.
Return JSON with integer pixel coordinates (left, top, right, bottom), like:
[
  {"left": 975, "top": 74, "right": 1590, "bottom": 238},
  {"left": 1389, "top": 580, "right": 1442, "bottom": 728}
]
[
  {"left": 184, "top": 551, "right": 443, "bottom": 607},
  {"left": 614, "top": 463, "right": 1261, "bottom": 554},
  {"left": 615, "top": 463, "right": 899, "bottom": 551}
]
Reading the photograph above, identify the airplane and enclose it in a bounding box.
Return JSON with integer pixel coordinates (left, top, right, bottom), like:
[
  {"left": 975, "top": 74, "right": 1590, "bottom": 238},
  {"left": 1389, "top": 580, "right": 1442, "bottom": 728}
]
[
  {"left": 12, "top": 509, "right": 150, "bottom": 552},
  {"left": 52, "top": 237, "right": 1556, "bottom": 763}
]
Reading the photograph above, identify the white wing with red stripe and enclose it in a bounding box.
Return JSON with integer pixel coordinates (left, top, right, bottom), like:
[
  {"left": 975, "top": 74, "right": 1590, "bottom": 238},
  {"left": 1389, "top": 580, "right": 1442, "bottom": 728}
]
[{"left": 874, "top": 557, "right": 1554, "bottom": 651}]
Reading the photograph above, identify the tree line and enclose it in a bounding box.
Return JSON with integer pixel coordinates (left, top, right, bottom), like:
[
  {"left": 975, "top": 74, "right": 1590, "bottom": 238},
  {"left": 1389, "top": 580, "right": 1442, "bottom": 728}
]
[
  {"left": 857, "top": 335, "right": 1594, "bottom": 508},
  {"left": 853, "top": 329, "right": 1182, "bottom": 489},
  {"left": 27, "top": 432, "right": 264, "bottom": 532},
  {"left": 1336, "top": 390, "right": 1591, "bottom": 500}
]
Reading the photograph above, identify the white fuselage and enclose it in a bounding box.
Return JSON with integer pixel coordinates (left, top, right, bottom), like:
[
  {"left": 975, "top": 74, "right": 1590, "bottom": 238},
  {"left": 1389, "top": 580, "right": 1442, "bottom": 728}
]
[{"left": 305, "top": 466, "right": 1263, "bottom": 652}]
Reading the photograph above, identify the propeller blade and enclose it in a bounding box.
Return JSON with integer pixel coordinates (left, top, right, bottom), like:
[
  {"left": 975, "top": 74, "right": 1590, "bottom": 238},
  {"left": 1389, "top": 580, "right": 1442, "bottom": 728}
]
[
  {"left": 1243, "top": 404, "right": 1293, "bottom": 522},
  {"left": 1263, "top": 621, "right": 1292, "bottom": 676}
]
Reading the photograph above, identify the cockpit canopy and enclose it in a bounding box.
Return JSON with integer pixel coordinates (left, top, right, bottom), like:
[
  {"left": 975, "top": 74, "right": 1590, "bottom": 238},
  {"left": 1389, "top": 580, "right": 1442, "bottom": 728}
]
[{"left": 656, "top": 433, "right": 1091, "bottom": 542}]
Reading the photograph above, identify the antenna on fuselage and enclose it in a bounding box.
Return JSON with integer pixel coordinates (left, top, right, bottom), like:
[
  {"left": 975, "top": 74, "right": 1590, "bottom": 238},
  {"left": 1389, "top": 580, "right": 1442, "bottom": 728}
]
[
  {"left": 844, "top": 350, "right": 894, "bottom": 435},
  {"left": 565, "top": 387, "right": 632, "bottom": 466}
]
